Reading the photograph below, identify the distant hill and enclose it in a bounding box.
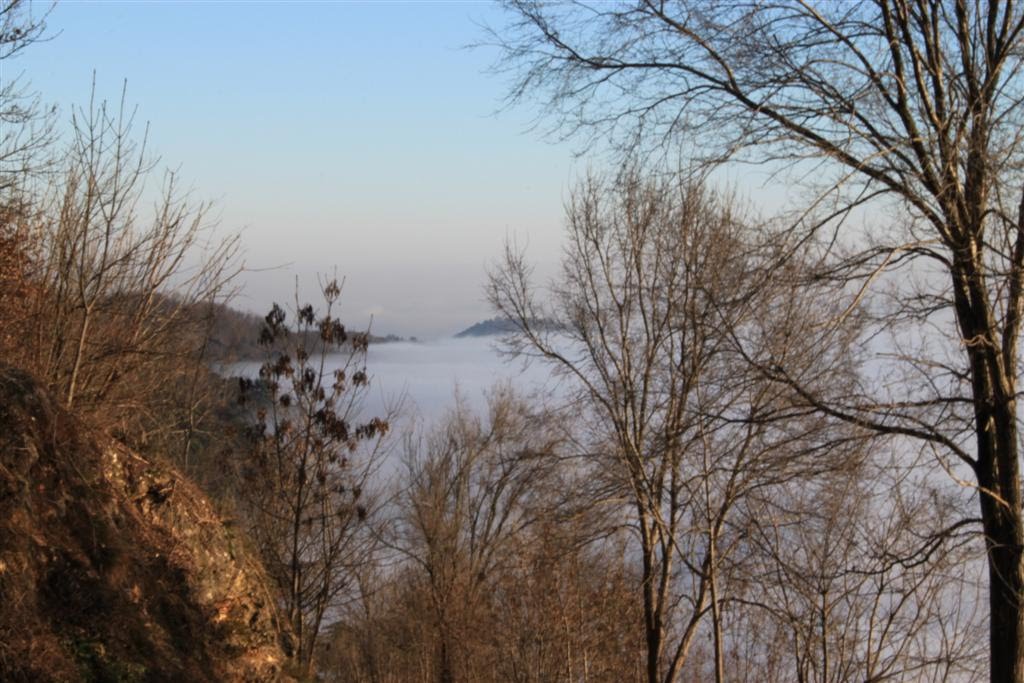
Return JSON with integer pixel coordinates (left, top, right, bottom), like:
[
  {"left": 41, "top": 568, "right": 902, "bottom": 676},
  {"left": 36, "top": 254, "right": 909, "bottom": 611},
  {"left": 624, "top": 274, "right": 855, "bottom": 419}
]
[
  {"left": 202, "top": 302, "right": 267, "bottom": 361},
  {"left": 203, "top": 302, "right": 406, "bottom": 362},
  {"left": 454, "top": 317, "right": 520, "bottom": 338},
  {"left": 454, "top": 317, "right": 564, "bottom": 338}
]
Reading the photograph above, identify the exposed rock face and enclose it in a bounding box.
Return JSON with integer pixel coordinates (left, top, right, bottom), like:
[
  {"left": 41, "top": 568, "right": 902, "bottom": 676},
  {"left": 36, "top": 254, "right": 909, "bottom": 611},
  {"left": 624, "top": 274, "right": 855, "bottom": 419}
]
[{"left": 0, "top": 366, "right": 292, "bottom": 681}]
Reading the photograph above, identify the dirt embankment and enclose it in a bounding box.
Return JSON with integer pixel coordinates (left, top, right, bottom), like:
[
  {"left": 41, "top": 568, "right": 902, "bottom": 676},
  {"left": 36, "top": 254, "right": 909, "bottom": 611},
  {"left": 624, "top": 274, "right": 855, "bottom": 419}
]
[{"left": 0, "top": 365, "right": 293, "bottom": 681}]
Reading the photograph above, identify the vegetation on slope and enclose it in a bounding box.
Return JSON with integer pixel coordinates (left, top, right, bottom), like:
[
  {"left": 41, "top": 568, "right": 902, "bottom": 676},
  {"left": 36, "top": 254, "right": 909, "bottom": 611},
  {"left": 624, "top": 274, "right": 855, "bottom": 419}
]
[{"left": 0, "top": 365, "right": 293, "bottom": 681}]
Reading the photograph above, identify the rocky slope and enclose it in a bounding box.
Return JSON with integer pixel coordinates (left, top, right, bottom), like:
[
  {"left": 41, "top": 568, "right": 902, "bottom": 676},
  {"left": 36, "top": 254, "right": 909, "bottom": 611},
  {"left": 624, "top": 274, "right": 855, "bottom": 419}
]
[{"left": 0, "top": 366, "right": 292, "bottom": 681}]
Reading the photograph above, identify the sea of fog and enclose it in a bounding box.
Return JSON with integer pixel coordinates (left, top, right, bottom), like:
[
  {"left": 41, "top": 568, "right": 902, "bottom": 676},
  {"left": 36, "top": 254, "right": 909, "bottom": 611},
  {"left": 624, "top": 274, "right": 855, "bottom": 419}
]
[
  {"left": 232, "top": 336, "right": 564, "bottom": 427},
  {"left": 362, "top": 336, "right": 561, "bottom": 422}
]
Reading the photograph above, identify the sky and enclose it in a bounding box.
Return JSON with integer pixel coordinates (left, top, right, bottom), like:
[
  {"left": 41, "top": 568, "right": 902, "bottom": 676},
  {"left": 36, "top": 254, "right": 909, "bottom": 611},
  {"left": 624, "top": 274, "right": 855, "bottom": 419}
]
[{"left": 11, "top": 1, "right": 581, "bottom": 339}]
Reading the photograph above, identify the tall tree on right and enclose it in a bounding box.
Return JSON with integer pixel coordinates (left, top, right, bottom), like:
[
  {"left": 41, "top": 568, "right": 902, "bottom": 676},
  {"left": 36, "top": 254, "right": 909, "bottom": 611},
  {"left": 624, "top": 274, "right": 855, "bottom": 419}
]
[{"left": 493, "top": 1, "right": 1024, "bottom": 679}]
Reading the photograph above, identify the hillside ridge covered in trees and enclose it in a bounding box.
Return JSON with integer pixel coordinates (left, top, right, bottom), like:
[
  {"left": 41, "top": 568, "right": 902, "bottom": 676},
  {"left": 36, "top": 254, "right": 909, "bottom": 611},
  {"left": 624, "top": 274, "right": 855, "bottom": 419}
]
[{"left": 205, "top": 301, "right": 407, "bottom": 362}]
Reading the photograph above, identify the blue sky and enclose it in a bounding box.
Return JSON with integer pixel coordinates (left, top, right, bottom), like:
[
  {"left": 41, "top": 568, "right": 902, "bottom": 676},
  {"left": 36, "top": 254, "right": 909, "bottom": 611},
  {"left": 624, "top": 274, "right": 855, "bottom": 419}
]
[{"left": 13, "top": 1, "right": 580, "bottom": 337}]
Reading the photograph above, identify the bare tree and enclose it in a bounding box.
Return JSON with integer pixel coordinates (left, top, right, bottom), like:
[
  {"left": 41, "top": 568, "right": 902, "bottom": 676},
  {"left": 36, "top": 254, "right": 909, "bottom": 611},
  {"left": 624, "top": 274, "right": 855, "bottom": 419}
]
[
  {"left": 489, "top": 171, "right": 850, "bottom": 683},
  {"left": 319, "top": 391, "right": 650, "bottom": 683},
  {"left": 388, "top": 387, "right": 561, "bottom": 683},
  {"left": 731, "top": 446, "right": 985, "bottom": 682},
  {"left": 239, "top": 279, "right": 392, "bottom": 678},
  {"left": 22, "top": 82, "right": 240, "bottom": 443},
  {"left": 1, "top": 0, "right": 54, "bottom": 344},
  {"left": 491, "top": 2, "right": 1024, "bottom": 677},
  {"left": 0, "top": 22, "right": 239, "bottom": 469},
  {"left": 501, "top": 533, "right": 646, "bottom": 683},
  {"left": 0, "top": 0, "right": 55, "bottom": 193}
]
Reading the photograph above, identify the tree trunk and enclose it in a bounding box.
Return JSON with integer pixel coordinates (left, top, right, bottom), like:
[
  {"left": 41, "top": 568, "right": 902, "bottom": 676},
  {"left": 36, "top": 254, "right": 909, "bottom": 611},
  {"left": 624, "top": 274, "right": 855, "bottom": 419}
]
[
  {"left": 985, "top": 510, "right": 1024, "bottom": 682},
  {"left": 709, "top": 544, "right": 724, "bottom": 683},
  {"left": 960, "top": 298, "right": 1024, "bottom": 680},
  {"left": 955, "top": 246, "right": 1024, "bottom": 681},
  {"left": 977, "top": 399, "right": 1024, "bottom": 682},
  {"left": 65, "top": 306, "right": 92, "bottom": 408},
  {"left": 438, "top": 634, "right": 455, "bottom": 683},
  {"left": 639, "top": 512, "right": 662, "bottom": 683}
]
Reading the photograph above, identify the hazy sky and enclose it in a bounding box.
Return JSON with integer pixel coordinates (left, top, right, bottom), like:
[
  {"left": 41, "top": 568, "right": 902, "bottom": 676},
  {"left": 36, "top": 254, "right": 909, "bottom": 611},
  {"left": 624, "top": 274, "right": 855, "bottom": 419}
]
[{"left": 13, "top": 1, "right": 581, "bottom": 338}]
